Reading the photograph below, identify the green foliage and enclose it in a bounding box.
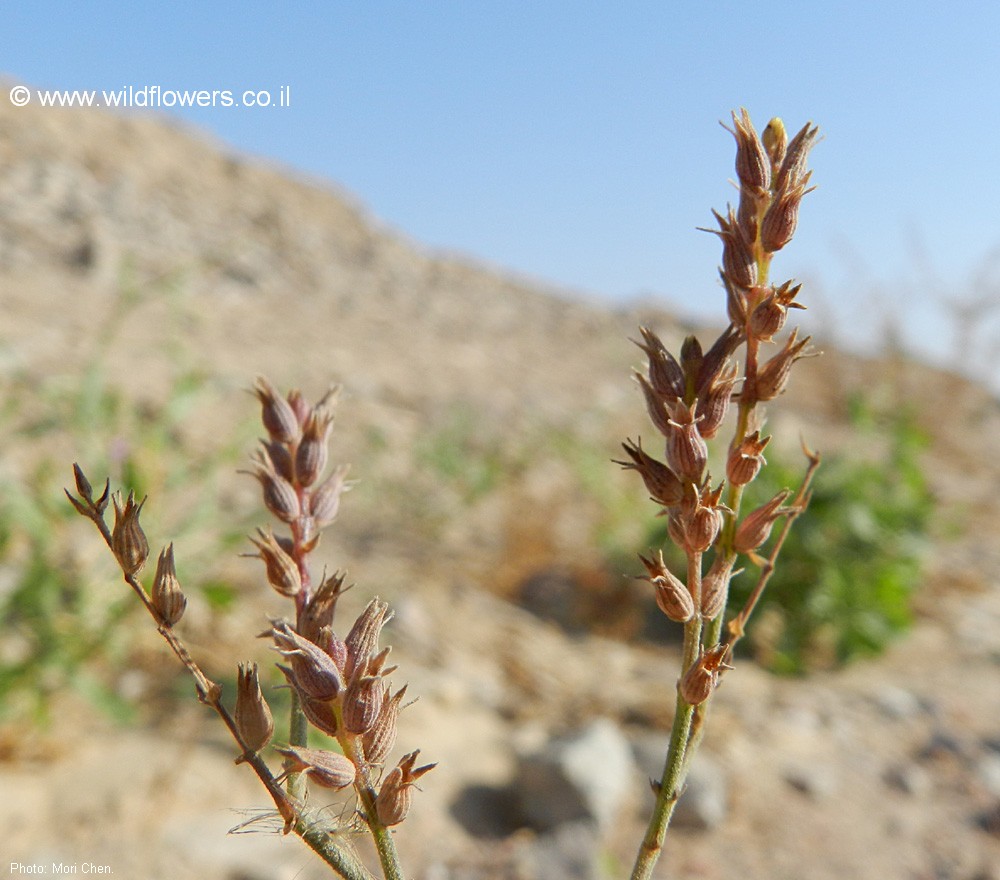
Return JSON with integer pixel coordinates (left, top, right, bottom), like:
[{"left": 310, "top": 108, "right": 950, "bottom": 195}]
[
  {"left": 0, "top": 278, "right": 253, "bottom": 723},
  {"left": 729, "top": 395, "right": 934, "bottom": 673}
]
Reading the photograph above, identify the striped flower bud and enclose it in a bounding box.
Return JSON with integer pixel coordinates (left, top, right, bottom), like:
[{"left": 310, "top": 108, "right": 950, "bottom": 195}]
[
  {"left": 375, "top": 750, "right": 436, "bottom": 826},
  {"left": 635, "top": 327, "right": 686, "bottom": 402},
  {"left": 734, "top": 490, "right": 793, "bottom": 555},
  {"left": 298, "top": 570, "right": 348, "bottom": 644},
  {"left": 678, "top": 644, "right": 732, "bottom": 706},
  {"left": 664, "top": 402, "right": 707, "bottom": 483},
  {"left": 615, "top": 438, "right": 683, "bottom": 507},
  {"left": 247, "top": 528, "right": 302, "bottom": 598},
  {"left": 272, "top": 622, "right": 343, "bottom": 701},
  {"left": 310, "top": 464, "right": 352, "bottom": 529},
  {"left": 275, "top": 746, "right": 356, "bottom": 790},
  {"left": 244, "top": 453, "right": 300, "bottom": 524},
  {"left": 252, "top": 376, "right": 301, "bottom": 445},
  {"left": 755, "top": 329, "right": 813, "bottom": 401},
  {"left": 344, "top": 598, "right": 392, "bottom": 681},
  {"left": 151, "top": 543, "right": 186, "bottom": 625},
  {"left": 363, "top": 684, "right": 408, "bottom": 766},
  {"left": 728, "top": 107, "right": 771, "bottom": 193},
  {"left": 111, "top": 490, "right": 149, "bottom": 576},
  {"left": 295, "top": 406, "right": 334, "bottom": 488},
  {"left": 697, "top": 363, "right": 738, "bottom": 440},
  {"left": 701, "top": 554, "right": 738, "bottom": 620},
  {"left": 235, "top": 661, "right": 274, "bottom": 755},
  {"left": 343, "top": 647, "right": 396, "bottom": 735},
  {"left": 276, "top": 664, "right": 339, "bottom": 736},
  {"left": 726, "top": 431, "right": 770, "bottom": 486},
  {"left": 646, "top": 561, "right": 695, "bottom": 624}
]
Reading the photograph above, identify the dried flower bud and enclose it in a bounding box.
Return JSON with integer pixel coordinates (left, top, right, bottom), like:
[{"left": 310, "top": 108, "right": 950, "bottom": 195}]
[
  {"left": 749, "top": 281, "right": 804, "bottom": 341},
  {"left": 310, "top": 464, "right": 352, "bottom": 529},
  {"left": 272, "top": 621, "right": 343, "bottom": 701},
  {"left": 701, "top": 554, "right": 738, "bottom": 619},
  {"left": 760, "top": 182, "right": 808, "bottom": 253},
  {"left": 363, "top": 684, "right": 408, "bottom": 765},
  {"left": 696, "top": 325, "right": 743, "bottom": 394},
  {"left": 275, "top": 746, "right": 356, "bottom": 790},
  {"left": 151, "top": 543, "right": 187, "bottom": 625},
  {"left": 111, "top": 490, "right": 149, "bottom": 576},
  {"left": 678, "top": 644, "right": 732, "bottom": 705},
  {"left": 375, "top": 750, "right": 436, "bottom": 826},
  {"left": 615, "top": 438, "right": 683, "bottom": 507},
  {"left": 675, "top": 482, "right": 728, "bottom": 554},
  {"left": 248, "top": 528, "right": 302, "bottom": 598},
  {"left": 295, "top": 407, "right": 334, "bottom": 488},
  {"left": 734, "top": 489, "right": 793, "bottom": 554},
  {"left": 344, "top": 598, "right": 393, "bottom": 681},
  {"left": 343, "top": 647, "right": 397, "bottom": 735},
  {"left": 763, "top": 117, "right": 788, "bottom": 176},
  {"left": 253, "top": 376, "right": 300, "bottom": 445},
  {"left": 276, "top": 664, "right": 339, "bottom": 736},
  {"left": 235, "top": 661, "right": 274, "bottom": 755},
  {"left": 298, "top": 570, "right": 349, "bottom": 643},
  {"left": 635, "top": 327, "right": 686, "bottom": 401},
  {"left": 755, "top": 329, "right": 813, "bottom": 401},
  {"left": 726, "top": 431, "right": 770, "bottom": 486},
  {"left": 727, "top": 108, "right": 770, "bottom": 193},
  {"left": 635, "top": 372, "right": 674, "bottom": 438},
  {"left": 775, "top": 121, "right": 820, "bottom": 192},
  {"left": 697, "top": 363, "right": 738, "bottom": 440},
  {"left": 245, "top": 453, "right": 301, "bottom": 524},
  {"left": 705, "top": 206, "right": 757, "bottom": 293},
  {"left": 643, "top": 557, "right": 695, "bottom": 624},
  {"left": 260, "top": 440, "right": 294, "bottom": 483},
  {"left": 664, "top": 402, "right": 707, "bottom": 483}
]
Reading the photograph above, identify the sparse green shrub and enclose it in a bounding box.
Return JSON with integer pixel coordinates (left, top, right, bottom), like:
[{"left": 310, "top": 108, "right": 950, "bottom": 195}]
[
  {"left": 728, "top": 394, "right": 933, "bottom": 673},
  {"left": 0, "top": 280, "right": 252, "bottom": 723}
]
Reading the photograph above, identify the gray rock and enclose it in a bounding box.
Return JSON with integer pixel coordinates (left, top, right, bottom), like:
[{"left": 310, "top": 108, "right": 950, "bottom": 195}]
[
  {"left": 883, "top": 762, "right": 933, "bottom": 797},
  {"left": 870, "top": 684, "right": 924, "bottom": 720},
  {"left": 673, "top": 756, "right": 729, "bottom": 830},
  {"left": 514, "top": 718, "right": 635, "bottom": 832},
  {"left": 516, "top": 821, "right": 602, "bottom": 880},
  {"left": 782, "top": 760, "right": 839, "bottom": 800}
]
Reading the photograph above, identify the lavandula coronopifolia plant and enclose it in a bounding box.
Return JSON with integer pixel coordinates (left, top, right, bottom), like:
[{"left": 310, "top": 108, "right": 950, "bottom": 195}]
[
  {"left": 68, "top": 378, "right": 432, "bottom": 880},
  {"left": 621, "top": 110, "right": 821, "bottom": 880}
]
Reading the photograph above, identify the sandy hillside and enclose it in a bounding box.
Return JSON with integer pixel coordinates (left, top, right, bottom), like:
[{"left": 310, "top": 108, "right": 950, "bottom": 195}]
[{"left": 2, "top": 90, "right": 1000, "bottom": 879}]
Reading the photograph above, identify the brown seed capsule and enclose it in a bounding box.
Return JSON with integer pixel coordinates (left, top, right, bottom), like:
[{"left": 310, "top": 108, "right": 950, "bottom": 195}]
[
  {"left": 701, "top": 554, "right": 738, "bottom": 620},
  {"left": 245, "top": 453, "right": 301, "bottom": 524},
  {"left": 678, "top": 644, "right": 732, "bottom": 706},
  {"left": 653, "top": 570, "right": 695, "bottom": 624},
  {"left": 275, "top": 746, "right": 356, "bottom": 790},
  {"left": 635, "top": 372, "right": 674, "bottom": 438},
  {"left": 272, "top": 621, "right": 343, "bottom": 701},
  {"left": 697, "top": 363, "right": 738, "bottom": 440},
  {"left": 375, "top": 750, "right": 436, "bottom": 826},
  {"left": 634, "top": 327, "right": 686, "bottom": 401},
  {"left": 775, "top": 121, "right": 820, "bottom": 192},
  {"left": 298, "top": 570, "right": 349, "bottom": 644},
  {"left": 295, "top": 407, "right": 334, "bottom": 488},
  {"left": 705, "top": 206, "right": 757, "bottom": 293},
  {"left": 615, "top": 438, "right": 683, "bottom": 507},
  {"left": 310, "top": 464, "right": 352, "bottom": 529},
  {"left": 726, "top": 107, "right": 771, "bottom": 193},
  {"left": 253, "top": 376, "right": 301, "bottom": 445},
  {"left": 151, "top": 543, "right": 187, "bottom": 625},
  {"left": 664, "top": 402, "right": 707, "bottom": 483},
  {"left": 344, "top": 598, "right": 392, "bottom": 681},
  {"left": 247, "top": 528, "right": 302, "bottom": 598},
  {"left": 111, "top": 490, "right": 149, "bottom": 576},
  {"left": 734, "top": 489, "right": 793, "bottom": 555},
  {"left": 363, "top": 684, "right": 408, "bottom": 766},
  {"left": 760, "top": 182, "right": 808, "bottom": 253},
  {"left": 755, "top": 330, "right": 813, "bottom": 401},
  {"left": 276, "top": 664, "right": 339, "bottom": 736},
  {"left": 235, "top": 661, "right": 274, "bottom": 755},
  {"left": 726, "top": 431, "right": 771, "bottom": 486},
  {"left": 343, "top": 648, "right": 396, "bottom": 734}
]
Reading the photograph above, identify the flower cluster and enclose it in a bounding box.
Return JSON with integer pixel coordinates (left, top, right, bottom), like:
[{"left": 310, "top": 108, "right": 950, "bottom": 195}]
[
  {"left": 239, "top": 377, "right": 434, "bottom": 830},
  {"left": 619, "top": 110, "right": 819, "bottom": 702}
]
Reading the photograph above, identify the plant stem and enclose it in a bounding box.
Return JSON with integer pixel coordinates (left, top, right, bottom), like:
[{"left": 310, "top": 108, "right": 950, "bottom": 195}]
[{"left": 629, "top": 552, "right": 703, "bottom": 880}]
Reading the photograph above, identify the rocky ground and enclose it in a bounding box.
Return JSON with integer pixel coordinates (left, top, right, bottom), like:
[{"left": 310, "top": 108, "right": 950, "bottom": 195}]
[{"left": 3, "top": 91, "right": 1000, "bottom": 879}]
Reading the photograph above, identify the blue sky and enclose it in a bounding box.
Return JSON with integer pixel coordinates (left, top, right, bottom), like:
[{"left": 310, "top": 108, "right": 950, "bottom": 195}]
[{"left": 5, "top": 2, "right": 1000, "bottom": 368}]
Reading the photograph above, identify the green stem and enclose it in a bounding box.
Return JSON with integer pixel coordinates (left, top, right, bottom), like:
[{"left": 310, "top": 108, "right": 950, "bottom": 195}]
[{"left": 629, "top": 552, "right": 703, "bottom": 880}]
